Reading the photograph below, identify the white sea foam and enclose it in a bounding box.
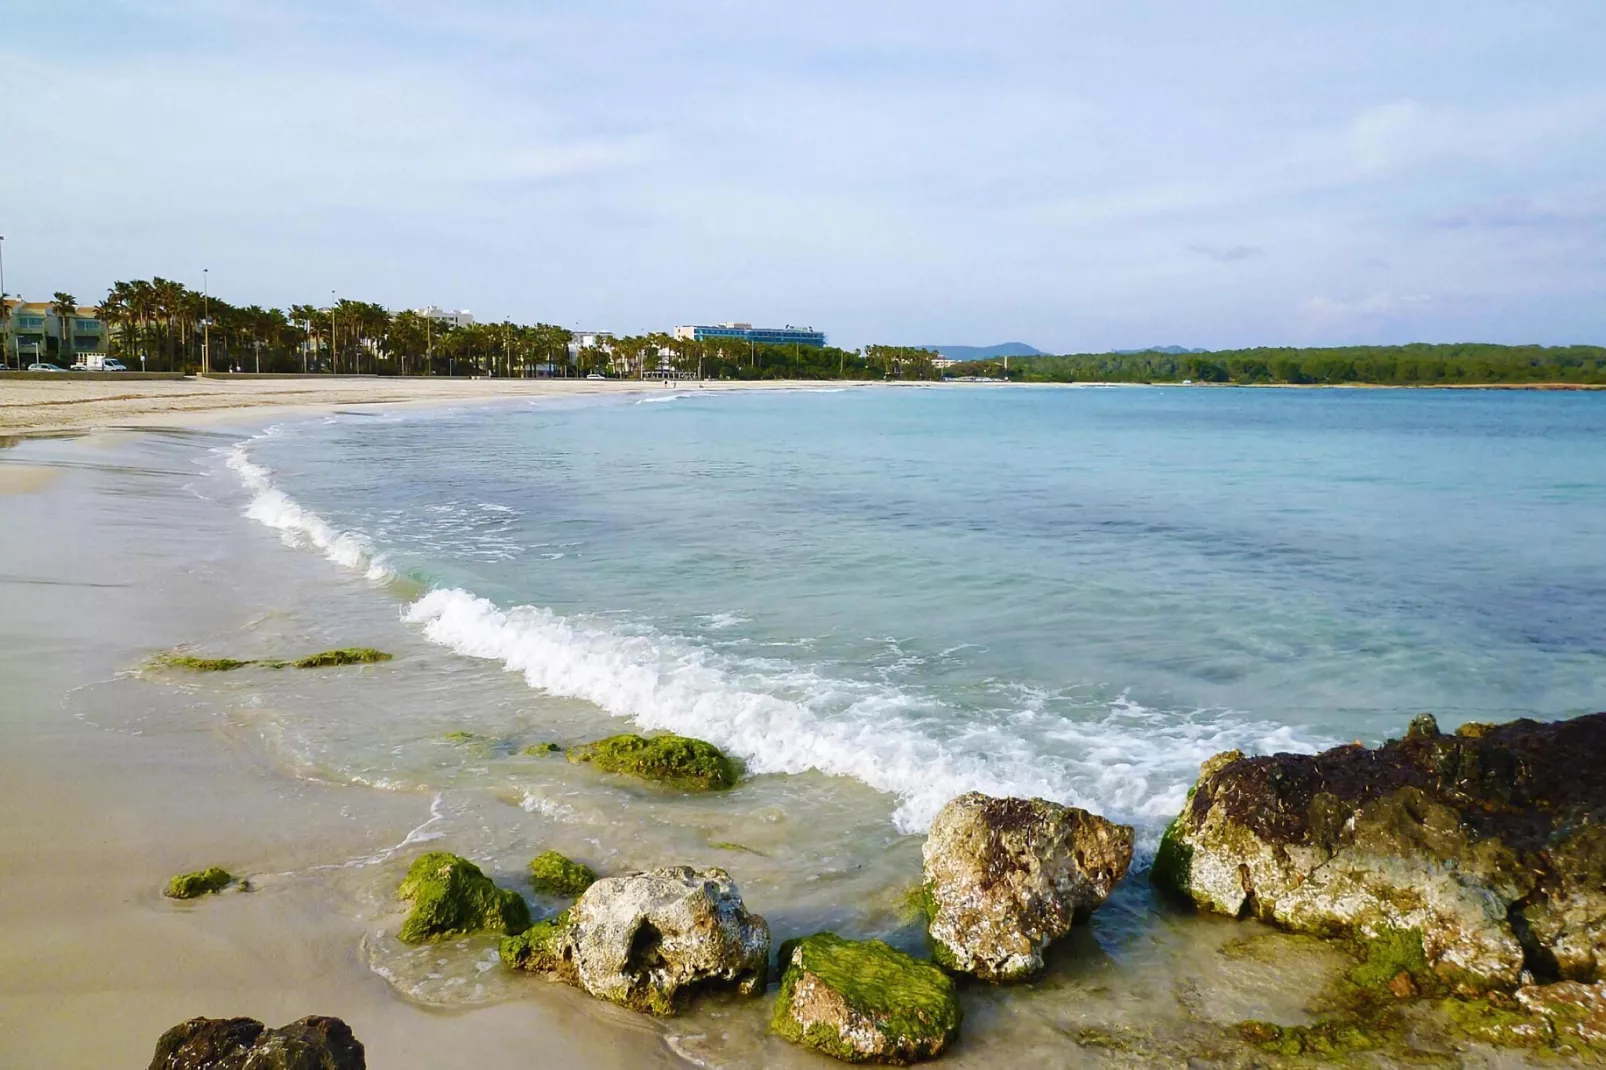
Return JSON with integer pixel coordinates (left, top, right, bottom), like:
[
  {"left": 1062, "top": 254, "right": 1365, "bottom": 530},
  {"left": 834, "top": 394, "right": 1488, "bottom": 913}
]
[
  {"left": 401, "top": 586, "right": 1332, "bottom": 837},
  {"left": 224, "top": 430, "right": 396, "bottom": 582}
]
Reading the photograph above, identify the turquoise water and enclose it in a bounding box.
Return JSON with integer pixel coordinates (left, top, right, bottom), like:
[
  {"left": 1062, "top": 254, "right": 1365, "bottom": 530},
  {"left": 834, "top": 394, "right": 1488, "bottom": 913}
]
[{"left": 239, "top": 385, "right": 1606, "bottom": 841}]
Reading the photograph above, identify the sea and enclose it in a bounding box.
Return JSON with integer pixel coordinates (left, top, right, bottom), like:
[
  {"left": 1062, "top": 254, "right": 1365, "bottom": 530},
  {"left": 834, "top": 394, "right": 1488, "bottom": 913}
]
[{"left": 111, "top": 383, "right": 1606, "bottom": 1060}]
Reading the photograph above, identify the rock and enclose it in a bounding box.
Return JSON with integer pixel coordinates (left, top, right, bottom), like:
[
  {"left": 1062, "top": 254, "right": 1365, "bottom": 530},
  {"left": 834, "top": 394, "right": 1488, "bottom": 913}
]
[
  {"left": 1152, "top": 711, "right": 1606, "bottom": 991},
  {"left": 396, "top": 851, "right": 530, "bottom": 944},
  {"left": 148, "top": 1015, "right": 364, "bottom": 1069},
  {"left": 1518, "top": 980, "right": 1606, "bottom": 1046},
  {"left": 286, "top": 647, "right": 392, "bottom": 669},
  {"left": 165, "top": 867, "right": 234, "bottom": 899},
  {"left": 529, "top": 851, "right": 597, "bottom": 896},
  {"left": 920, "top": 792, "right": 1134, "bottom": 982},
  {"left": 770, "top": 932, "right": 961, "bottom": 1064},
  {"left": 566, "top": 733, "right": 738, "bottom": 790},
  {"left": 501, "top": 866, "right": 768, "bottom": 1015},
  {"left": 523, "top": 742, "right": 562, "bottom": 756}
]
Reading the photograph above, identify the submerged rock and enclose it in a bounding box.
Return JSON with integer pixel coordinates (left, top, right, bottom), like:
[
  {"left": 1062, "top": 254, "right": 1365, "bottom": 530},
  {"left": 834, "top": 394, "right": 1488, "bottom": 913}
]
[
  {"left": 148, "top": 1015, "right": 364, "bottom": 1069},
  {"left": 771, "top": 932, "right": 961, "bottom": 1064},
  {"left": 921, "top": 792, "right": 1134, "bottom": 981},
  {"left": 566, "top": 733, "right": 739, "bottom": 790},
  {"left": 501, "top": 865, "right": 768, "bottom": 1015},
  {"left": 165, "top": 867, "right": 234, "bottom": 899},
  {"left": 1153, "top": 711, "right": 1606, "bottom": 991},
  {"left": 396, "top": 851, "right": 530, "bottom": 944},
  {"left": 528, "top": 851, "right": 597, "bottom": 896},
  {"left": 285, "top": 647, "right": 392, "bottom": 669}
]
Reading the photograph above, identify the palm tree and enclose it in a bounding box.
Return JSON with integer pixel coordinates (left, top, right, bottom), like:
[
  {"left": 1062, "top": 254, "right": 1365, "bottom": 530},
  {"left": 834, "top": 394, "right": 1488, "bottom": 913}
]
[
  {"left": 51, "top": 292, "right": 78, "bottom": 364},
  {"left": 0, "top": 295, "right": 11, "bottom": 369}
]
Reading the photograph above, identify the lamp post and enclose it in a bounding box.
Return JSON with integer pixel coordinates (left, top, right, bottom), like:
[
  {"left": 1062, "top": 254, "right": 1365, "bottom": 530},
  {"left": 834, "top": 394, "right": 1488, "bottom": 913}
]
[
  {"left": 329, "top": 290, "right": 336, "bottom": 374},
  {"left": 202, "top": 268, "right": 209, "bottom": 377},
  {"left": 0, "top": 234, "right": 8, "bottom": 370}
]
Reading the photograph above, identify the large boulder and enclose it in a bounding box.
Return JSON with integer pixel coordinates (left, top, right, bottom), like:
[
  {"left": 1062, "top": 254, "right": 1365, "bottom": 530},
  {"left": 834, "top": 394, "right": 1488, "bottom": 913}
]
[
  {"left": 148, "top": 1015, "right": 364, "bottom": 1069},
  {"left": 395, "top": 851, "right": 530, "bottom": 944},
  {"left": 920, "top": 792, "right": 1134, "bottom": 981},
  {"left": 501, "top": 866, "right": 769, "bottom": 1015},
  {"left": 1153, "top": 712, "right": 1606, "bottom": 991},
  {"left": 771, "top": 932, "right": 961, "bottom": 1064}
]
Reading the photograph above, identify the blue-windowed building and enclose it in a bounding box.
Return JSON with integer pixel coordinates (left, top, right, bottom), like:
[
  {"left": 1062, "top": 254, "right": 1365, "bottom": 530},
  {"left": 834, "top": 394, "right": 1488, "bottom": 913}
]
[{"left": 673, "top": 322, "right": 826, "bottom": 348}]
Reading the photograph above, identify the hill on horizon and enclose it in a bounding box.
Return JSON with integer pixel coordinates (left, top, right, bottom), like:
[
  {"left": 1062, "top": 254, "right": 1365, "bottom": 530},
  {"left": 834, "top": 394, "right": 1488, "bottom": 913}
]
[
  {"left": 1112, "top": 345, "right": 1209, "bottom": 355},
  {"left": 915, "top": 342, "right": 1043, "bottom": 359}
]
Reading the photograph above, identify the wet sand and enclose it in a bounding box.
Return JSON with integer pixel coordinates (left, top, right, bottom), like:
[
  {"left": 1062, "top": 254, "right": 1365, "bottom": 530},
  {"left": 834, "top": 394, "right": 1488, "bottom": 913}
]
[{"left": 0, "top": 433, "right": 681, "bottom": 1068}]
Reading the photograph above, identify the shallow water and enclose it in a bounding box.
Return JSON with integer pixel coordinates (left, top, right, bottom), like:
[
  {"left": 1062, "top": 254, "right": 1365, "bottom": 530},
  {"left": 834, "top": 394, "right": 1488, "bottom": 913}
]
[{"left": 51, "top": 386, "right": 1603, "bottom": 1065}]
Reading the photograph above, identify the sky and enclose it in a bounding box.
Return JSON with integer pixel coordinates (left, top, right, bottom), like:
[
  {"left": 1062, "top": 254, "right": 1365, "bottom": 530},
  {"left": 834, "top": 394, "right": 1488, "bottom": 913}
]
[{"left": 3, "top": 1, "right": 1605, "bottom": 352}]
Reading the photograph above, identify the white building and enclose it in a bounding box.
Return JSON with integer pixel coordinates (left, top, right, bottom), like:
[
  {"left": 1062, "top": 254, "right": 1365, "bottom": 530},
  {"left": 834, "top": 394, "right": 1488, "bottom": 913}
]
[{"left": 415, "top": 306, "right": 475, "bottom": 328}]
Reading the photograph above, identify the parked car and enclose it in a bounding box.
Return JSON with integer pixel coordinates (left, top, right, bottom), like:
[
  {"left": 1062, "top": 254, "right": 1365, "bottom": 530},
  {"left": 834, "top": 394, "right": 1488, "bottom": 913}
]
[
  {"left": 28, "top": 363, "right": 68, "bottom": 372},
  {"left": 585, "top": 373, "right": 606, "bottom": 380}
]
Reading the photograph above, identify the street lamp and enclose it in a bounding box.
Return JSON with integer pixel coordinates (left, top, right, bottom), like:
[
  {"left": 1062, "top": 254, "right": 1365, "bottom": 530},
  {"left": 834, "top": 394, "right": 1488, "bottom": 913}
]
[
  {"left": 202, "top": 268, "right": 209, "bottom": 377},
  {"left": 329, "top": 289, "right": 336, "bottom": 374},
  {"left": 0, "top": 234, "right": 8, "bottom": 370}
]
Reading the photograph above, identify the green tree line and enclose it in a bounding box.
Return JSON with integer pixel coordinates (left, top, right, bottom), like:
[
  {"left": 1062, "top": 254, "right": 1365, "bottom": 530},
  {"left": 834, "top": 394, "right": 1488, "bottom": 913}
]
[
  {"left": 86, "top": 277, "right": 944, "bottom": 380},
  {"left": 944, "top": 344, "right": 1606, "bottom": 386}
]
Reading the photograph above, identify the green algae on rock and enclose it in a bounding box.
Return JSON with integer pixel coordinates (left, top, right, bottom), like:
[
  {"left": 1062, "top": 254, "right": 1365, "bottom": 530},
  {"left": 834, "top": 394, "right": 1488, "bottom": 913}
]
[
  {"left": 770, "top": 933, "right": 961, "bottom": 1064},
  {"left": 149, "top": 647, "right": 392, "bottom": 673},
  {"left": 566, "top": 733, "right": 739, "bottom": 791},
  {"left": 1154, "top": 711, "right": 1606, "bottom": 991},
  {"left": 395, "top": 852, "right": 530, "bottom": 944},
  {"left": 287, "top": 647, "right": 392, "bottom": 669},
  {"left": 165, "top": 866, "right": 234, "bottom": 899},
  {"left": 499, "top": 910, "right": 577, "bottom": 980},
  {"left": 529, "top": 851, "right": 597, "bottom": 897},
  {"left": 1236, "top": 1019, "right": 1383, "bottom": 1058},
  {"left": 151, "top": 653, "right": 252, "bottom": 673}
]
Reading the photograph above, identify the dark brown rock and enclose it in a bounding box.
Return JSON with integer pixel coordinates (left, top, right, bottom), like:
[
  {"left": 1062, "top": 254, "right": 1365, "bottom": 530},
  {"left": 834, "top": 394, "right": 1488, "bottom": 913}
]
[
  {"left": 1153, "top": 711, "right": 1606, "bottom": 990},
  {"left": 148, "top": 1015, "right": 364, "bottom": 1069}
]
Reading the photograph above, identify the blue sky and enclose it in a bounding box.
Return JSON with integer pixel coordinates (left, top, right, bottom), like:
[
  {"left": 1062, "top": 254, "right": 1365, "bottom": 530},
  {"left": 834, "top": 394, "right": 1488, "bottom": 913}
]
[{"left": 4, "top": 1, "right": 1604, "bottom": 351}]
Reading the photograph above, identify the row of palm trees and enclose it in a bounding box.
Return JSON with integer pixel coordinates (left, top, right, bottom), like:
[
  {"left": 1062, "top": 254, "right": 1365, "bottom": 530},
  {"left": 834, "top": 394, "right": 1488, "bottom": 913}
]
[{"left": 81, "top": 277, "right": 944, "bottom": 380}]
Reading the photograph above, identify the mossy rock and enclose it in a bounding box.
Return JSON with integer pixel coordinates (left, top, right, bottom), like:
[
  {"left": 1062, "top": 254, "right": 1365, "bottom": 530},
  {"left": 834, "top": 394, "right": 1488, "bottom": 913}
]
[
  {"left": 1237, "top": 1018, "right": 1384, "bottom": 1057},
  {"left": 165, "top": 866, "right": 234, "bottom": 899},
  {"left": 523, "top": 742, "right": 562, "bottom": 756},
  {"left": 528, "top": 851, "right": 596, "bottom": 897},
  {"left": 1148, "top": 816, "right": 1194, "bottom": 900},
  {"left": 1347, "top": 927, "right": 1431, "bottom": 994},
  {"left": 500, "top": 909, "right": 577, "bottom": 981},
  {"left": 288, "top": 647, "right": 392, "bottom": 669},
  {"left": 566, "top": 733, "right": 738, "bottom": 791},
  {"left": 153, "top": 653, "right": 252, "bottom": 673},
  {"left": 396, "top": 852, "right": 530, "bottom": 944},
  {"left": 771, "top": 932, "right": 961, "bottom": 1064}
]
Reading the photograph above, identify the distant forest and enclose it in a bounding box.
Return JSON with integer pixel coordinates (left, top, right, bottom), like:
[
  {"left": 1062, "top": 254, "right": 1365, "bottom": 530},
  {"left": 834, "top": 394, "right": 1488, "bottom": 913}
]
[{"left": 944, "top": 344, "right": 1606, "bottom": 386}]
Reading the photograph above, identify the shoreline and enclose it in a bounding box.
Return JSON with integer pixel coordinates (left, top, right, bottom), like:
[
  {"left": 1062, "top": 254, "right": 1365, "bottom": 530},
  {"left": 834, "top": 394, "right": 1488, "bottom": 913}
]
[
  {"left": 0, "top": 375, "right": 865, "bottom": 440},
  {"left": 8, "top": 375, "right": 1601, "bottom": 442}
]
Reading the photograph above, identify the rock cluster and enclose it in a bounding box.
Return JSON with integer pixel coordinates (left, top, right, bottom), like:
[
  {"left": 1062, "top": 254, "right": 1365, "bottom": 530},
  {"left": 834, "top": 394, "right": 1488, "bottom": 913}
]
[
  {"left": 396, "top": 851, "right": 530, "bottom": 944},
  {"left": 920, "top": 792, "right": 1134, "bottom": 981},
  {"left": 501, "top": 866, "right": 769, "bottom": 1015},
  {"left": 148, "top": 1015, "right": 364, "bottom": 1069},
  {"left": 771, "top": 933, "right": 961, "bottom": 1064},
  {"left": 1153, "top": 712, "right": 1606, "bottom": 991}
]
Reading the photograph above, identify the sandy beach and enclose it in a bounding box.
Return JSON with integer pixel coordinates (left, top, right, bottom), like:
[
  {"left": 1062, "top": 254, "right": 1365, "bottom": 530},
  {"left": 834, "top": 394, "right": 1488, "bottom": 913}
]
[{"left": 0, "top": 375, "right": 856, "bottom": 438}]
